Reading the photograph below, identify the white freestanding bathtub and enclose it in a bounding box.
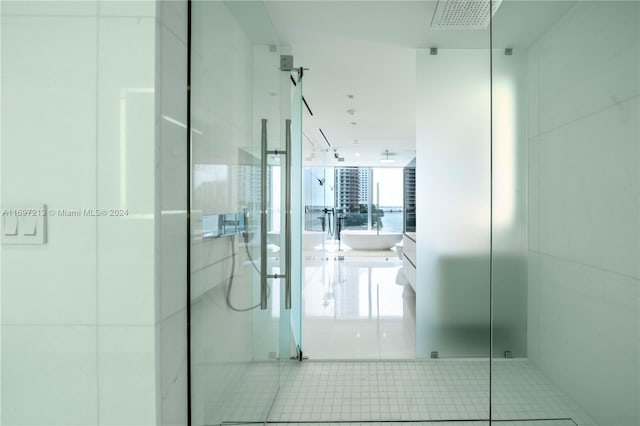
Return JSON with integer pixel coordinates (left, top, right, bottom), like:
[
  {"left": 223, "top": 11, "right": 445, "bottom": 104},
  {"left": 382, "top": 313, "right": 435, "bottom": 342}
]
[{"left": 340, "top": 230, "right": 403, "bottom": 250}]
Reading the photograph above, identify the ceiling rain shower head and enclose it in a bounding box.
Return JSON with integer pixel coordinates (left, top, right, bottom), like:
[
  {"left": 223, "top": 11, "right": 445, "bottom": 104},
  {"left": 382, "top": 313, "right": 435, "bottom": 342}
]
[{"left": 430, "top": 0, "right": 503, "bottom": 30}]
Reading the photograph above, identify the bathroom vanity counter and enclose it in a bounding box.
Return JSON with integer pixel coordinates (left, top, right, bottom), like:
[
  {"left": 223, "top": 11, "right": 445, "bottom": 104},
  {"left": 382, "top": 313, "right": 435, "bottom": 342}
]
[
  {"left": 402, "top": 233, "right": 416, "bottom": 291},
  {"left": 404, "top": 232, "right": 416, "bottom": 242}
]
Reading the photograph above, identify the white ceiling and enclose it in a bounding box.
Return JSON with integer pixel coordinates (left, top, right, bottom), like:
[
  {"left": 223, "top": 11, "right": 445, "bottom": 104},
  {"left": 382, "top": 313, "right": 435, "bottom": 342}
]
[
  {"left": 291, "top": 37, "right": 417, "bottom": 168},
  {"left": 231, "top": 0, "right": 575, "bottom": 167}
]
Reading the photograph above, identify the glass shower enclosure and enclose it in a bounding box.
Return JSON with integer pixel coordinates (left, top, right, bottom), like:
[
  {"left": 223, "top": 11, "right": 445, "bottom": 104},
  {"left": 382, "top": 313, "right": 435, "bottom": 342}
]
[{"left": 187, "top": 1, "right": 640, "bottom": 426}]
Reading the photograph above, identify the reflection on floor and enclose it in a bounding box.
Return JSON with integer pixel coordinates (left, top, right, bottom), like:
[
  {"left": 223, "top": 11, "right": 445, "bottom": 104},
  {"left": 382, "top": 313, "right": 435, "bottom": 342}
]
[
  {"left": 206, "top": 360, "right": 594, "bottom": 425},
  {"left": 303, "top": 245, "right": 415, "bottom": 359}
]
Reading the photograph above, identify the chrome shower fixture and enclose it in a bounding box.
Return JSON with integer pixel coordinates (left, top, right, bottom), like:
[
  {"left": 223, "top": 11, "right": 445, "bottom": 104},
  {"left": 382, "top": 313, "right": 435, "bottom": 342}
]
[{"left": 430, "top": 0, "right": 503, "bottom": 30}]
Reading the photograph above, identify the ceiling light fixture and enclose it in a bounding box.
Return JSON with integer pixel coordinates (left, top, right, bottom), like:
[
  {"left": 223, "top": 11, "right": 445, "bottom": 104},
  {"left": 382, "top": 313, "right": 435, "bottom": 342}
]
[{"left": 380, "top": 149, "right": 396, "bottom": 164}]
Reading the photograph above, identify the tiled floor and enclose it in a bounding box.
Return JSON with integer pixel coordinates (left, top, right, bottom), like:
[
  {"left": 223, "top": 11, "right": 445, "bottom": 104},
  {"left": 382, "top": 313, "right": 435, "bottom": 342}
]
[
  {"left": 200, "top": 245, "right": 595, "bottom": 426},
  {"left": 203, "top": 359, "right": 594, "bottom": 426},
  {"left": 193, "top": 362, "right": 279, "bottom": 426},
  {"left": 271, "top": 360, "right": 489, "bottom": 421},
  {"left": 302, "top": 247, "right": 415, "bottom": 359}
]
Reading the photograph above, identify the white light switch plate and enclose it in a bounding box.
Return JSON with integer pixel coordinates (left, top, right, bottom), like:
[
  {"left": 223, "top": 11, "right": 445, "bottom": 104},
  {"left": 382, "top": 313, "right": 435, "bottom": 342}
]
[
  {"left": 2, "top": 216, "right": 18, "bottom": 236},
  {"left": 1, "top": 205, "right": 47, "bottom": 245}
]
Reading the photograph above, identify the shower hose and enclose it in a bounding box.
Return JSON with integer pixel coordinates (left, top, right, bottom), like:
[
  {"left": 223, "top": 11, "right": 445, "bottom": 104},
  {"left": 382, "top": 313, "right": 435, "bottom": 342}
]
[{"left": 224, "top": 232, "right": 270, "bottom": 312}]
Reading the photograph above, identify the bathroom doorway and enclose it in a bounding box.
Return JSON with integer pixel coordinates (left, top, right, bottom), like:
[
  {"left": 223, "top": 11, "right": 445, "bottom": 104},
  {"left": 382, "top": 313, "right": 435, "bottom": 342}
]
[{"left": 301, "top": 165, "right": 415, "bottom": 360}]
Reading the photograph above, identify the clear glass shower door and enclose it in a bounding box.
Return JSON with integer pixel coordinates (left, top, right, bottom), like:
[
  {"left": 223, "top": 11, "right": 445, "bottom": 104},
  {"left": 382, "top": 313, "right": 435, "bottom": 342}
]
[
  {"left": 268, "top": 68, "right": 305, "bottom": 364},
  {"left": 189, "top": 2, "right": 285, "bottom": 425},
  {"left": 288, "top": 72, "right": 304, "bottom": 360}
]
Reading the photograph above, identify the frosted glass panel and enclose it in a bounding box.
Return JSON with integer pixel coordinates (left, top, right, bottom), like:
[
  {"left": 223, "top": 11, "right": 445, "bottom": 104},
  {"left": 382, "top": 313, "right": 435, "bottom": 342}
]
[
  {"left": 490, "top": 47, "right": 528, "bottom": 359},
  {"left": 416, "top": 49, "right": 491, "bottom": 358}
]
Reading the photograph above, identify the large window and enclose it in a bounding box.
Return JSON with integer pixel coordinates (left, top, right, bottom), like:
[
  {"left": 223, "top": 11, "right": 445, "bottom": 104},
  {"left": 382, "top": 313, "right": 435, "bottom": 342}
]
[{"left": 304, "top": 166, "right": 405, "bottom": 235}]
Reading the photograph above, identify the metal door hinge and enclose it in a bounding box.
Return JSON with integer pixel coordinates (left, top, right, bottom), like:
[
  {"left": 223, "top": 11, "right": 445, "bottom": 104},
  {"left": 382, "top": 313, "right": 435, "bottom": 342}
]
[{"left": 280, "top": 55, "right": 294, "bottom": 71}]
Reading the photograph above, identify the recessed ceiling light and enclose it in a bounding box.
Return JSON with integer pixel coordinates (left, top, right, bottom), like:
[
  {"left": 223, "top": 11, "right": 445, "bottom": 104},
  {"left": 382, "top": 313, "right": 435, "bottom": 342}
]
[
  {"left": 355, "top": 153, "right": 360, "bottom": 157},
  {"left": 347, "top": 108, "right": 356, "bottom": 115},
  {"left": 347, "top": 94, "right": 355, "bottom": 99},
  {"left": 350, "top": 122, "right": 357, "bottom": 125}
]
